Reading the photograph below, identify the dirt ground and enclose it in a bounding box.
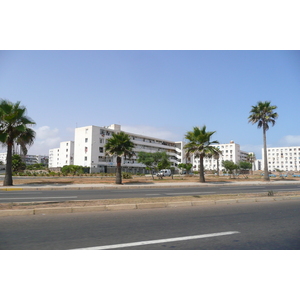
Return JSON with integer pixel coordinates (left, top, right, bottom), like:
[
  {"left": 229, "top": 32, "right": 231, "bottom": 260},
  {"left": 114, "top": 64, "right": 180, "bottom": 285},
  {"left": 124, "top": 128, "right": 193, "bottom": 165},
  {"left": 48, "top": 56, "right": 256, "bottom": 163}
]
[{"left": 8, "top": 172, "right": 300, "bottom": 186}]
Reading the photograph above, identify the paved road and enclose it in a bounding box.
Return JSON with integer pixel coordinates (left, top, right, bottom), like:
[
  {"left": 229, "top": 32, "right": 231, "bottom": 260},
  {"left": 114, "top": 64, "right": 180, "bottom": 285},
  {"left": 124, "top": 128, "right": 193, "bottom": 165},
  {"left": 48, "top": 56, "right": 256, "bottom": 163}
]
[
  {"left": 1, "top": 200, "right": 300, "bottom": 249},
  {"left": 1, "top": 183, "right": 300, "bottom": 203}
]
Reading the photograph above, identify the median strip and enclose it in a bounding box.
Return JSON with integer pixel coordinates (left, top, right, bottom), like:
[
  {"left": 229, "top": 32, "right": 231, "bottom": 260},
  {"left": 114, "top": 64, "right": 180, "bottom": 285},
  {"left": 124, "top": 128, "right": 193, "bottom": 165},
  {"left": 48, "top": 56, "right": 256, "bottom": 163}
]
[{"left": 1, "top": 194, "right": 300, "bottom": 217}]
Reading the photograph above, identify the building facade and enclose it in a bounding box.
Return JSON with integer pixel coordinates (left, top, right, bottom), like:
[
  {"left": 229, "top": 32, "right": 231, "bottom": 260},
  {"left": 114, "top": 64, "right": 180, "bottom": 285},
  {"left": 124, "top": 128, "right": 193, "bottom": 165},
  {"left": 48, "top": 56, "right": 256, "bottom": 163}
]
[
  {"left": 263, "top": 146, "right": 300, "bottom": 172},
  {"left": 0, "top": 152, "right": 48, "bottom": 166},
  {"left": 48, "top": 141, "right": 74, "bottom": 168},
  {"left": 193, "top": 141, "right": 249, "bottom": 172},
  {"left": 73, "top": 124, "right": 185, "bottom": 174}
]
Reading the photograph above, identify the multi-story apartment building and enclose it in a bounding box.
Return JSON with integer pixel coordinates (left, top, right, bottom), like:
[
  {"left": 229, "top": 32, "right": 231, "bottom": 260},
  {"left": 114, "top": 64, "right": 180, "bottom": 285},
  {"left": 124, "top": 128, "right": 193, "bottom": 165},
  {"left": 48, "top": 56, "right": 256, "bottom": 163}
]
[
  {"left": 73, "top": 124, "right": 185, "bottom": 173},
  {"left": 0, "top": 153, "right": 48, "bottom": 166},
  {"left": 193, "top": 141, "right": 249, "bottom": 171},
  {"left": 48, "top": 141, "right": 74, "bottom": 168},
  {"left": 263, "top": 146, "right": 300, "bottom": 172},
  {"left": 24, "top": 155, "right": 48, "bottom": 166}
]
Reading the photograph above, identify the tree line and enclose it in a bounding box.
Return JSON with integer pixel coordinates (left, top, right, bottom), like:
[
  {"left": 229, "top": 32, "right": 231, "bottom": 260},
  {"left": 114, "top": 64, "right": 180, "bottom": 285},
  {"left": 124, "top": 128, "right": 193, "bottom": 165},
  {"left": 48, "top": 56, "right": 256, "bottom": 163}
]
[{"left": 0, "top": 98, "right": 278, "bottom": 185}]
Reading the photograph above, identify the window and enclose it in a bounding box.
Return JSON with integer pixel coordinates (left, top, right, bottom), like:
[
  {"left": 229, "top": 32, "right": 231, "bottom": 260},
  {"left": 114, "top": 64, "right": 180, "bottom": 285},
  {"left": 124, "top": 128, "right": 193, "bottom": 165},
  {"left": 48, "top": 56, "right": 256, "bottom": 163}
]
[
  {"left": 99, "top": 147, "right": 103, "bottom": 153},
  {"left": 85, "top": 138, "right": 88, "bottom": 143},
  {"left": 84, "top": 156, "right": 87, "bottom": 161}
]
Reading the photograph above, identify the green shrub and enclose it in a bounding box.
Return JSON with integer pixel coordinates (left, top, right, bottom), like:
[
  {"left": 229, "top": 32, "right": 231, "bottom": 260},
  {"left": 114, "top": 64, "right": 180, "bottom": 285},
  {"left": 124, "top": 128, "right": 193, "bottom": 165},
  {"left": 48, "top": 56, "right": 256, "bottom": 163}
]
[{"left": 122, "top": 172, "right": 133, "bottom": 179}]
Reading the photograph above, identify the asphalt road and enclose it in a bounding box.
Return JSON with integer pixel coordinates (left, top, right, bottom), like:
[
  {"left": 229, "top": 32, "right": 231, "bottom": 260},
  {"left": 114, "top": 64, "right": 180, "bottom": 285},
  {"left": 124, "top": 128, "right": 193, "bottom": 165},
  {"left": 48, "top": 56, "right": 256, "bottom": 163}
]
[
  {"left": 1, "top": 183, "right": 300, "bottom": 203},
  {"left": 1, "top": 200, "right": 300, "bottom": 249}
]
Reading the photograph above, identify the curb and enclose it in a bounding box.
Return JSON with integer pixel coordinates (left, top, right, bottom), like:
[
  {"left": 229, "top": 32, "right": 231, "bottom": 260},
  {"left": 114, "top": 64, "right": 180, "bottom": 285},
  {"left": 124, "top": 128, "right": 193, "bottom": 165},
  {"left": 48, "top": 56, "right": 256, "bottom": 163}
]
[{"left": 1, "top": 196, "right": 299, "bottom": 217}]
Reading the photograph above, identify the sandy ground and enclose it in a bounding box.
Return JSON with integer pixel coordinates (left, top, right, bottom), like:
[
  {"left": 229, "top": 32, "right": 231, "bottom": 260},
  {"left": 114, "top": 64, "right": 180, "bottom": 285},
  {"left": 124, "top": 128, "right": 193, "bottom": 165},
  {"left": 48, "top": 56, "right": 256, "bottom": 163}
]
[{"left": 7, "top": 173, "right": 300, "bottom": 185}]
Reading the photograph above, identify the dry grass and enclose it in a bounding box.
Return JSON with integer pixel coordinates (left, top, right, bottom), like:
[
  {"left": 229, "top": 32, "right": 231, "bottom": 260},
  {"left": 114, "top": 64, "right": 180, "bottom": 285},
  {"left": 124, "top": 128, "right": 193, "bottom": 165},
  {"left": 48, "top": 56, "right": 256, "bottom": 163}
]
[{"left": 10, "top": 173, "right": 300, "bottom": 186}]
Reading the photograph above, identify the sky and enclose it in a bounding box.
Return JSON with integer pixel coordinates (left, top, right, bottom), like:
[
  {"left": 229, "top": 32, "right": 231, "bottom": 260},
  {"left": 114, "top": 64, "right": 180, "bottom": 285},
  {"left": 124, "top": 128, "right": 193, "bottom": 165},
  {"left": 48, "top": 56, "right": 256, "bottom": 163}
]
[
  {"left": 0, "top": 50, "right": 299, "bottom": 159},
  {"left": 0, "top": 1, "right": 299, "bottom": 160}
]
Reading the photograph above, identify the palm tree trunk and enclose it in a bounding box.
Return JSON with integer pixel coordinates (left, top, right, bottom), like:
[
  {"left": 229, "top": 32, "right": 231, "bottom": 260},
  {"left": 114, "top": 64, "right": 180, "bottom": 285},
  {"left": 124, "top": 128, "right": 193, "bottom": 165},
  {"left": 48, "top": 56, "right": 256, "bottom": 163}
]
[
  {"left": 263, "top": 125, "right": 270, "bottom": 181},
  {"left": 116, "top": 156, "right": 122, "bottom": 184},
  {"left": 4, "top": 143, "right": 13, "bottom": 186},
  {"left": 199, "top": 155, "right": 205, "bottom": 183}
]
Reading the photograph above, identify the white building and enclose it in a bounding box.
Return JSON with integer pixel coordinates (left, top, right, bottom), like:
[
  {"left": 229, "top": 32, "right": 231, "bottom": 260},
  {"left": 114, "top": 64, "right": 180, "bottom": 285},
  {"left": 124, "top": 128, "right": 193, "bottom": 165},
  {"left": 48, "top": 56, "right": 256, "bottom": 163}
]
[
  {"left": 48, "top": 141, "right": 74, "bottom": 168},
  {"left": 0, "top": 153, "right": 6, "bottom": 165},
  {"left": 263, "top": 146, "right": 300, "bottom": 172},
  {"left": 73, "top": 124, "right": 185, "bottom": 173},
  {"left": 0, "top": 152, "right": 48, "bottom": 166},
  {"left": 193, "top": 140, "right": 249, "bottom": 171}
]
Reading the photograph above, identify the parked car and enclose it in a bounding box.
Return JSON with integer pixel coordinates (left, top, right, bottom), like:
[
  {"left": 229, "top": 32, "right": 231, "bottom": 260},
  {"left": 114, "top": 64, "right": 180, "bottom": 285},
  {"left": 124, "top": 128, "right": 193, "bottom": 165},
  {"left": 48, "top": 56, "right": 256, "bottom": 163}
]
[{"left": 157, "top": 169, "right": 172, "bottom": 177}]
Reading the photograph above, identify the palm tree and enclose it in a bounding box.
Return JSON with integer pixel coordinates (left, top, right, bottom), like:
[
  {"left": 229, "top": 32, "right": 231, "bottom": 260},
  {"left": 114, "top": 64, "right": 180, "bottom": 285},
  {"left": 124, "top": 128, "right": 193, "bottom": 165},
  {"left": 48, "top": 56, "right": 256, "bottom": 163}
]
[
  {"left": 0, "top": 100, "right": 36, "bottom": 186},
  {"left": 105, "top": 131, "right": 135, "bottom": 184},
  {"left": 246, "top": 152, "right": 256, "bottom": 175},
  {"left": 248, "top": 101, "right": 278, "bottom": 181},
  {"left": 184, "top": 126, "right": 219, "bottom": 182}
]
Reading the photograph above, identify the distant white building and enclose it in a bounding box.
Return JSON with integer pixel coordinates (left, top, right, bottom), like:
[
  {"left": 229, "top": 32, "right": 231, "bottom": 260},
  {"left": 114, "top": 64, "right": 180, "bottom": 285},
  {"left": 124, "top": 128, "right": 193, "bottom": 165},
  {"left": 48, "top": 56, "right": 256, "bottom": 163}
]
[
  {"left": 48, "top": 125, "right": 260, "bottom": 174},
  {"left": 193, "top": 140, "right": 249, "bottom": 171},
  {"left": 263, "top": 146, "right": 300, "bottom": 172},
  {"left": 0, "top": 152, "right": 48, "bottom": 166},
  {"left": 48, "top": 141, "right": 74, "bottom": 168},
  {"left": 73, "top": 124, "right": 185, "bottom": 173}
]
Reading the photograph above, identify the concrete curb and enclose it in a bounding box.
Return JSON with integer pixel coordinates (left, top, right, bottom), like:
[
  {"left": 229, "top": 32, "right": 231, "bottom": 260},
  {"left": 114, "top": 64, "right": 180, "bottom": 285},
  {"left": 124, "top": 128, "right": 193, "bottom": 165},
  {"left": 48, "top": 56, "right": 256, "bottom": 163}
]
[{"left": 1, "top": 196, "right": 300, "bottom": 217}]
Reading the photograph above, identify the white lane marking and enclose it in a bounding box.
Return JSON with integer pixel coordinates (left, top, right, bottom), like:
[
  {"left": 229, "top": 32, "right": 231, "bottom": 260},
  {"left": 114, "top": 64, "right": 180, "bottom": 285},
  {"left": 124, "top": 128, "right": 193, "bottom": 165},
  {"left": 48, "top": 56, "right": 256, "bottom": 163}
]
[
  {"left": 165, "top": 192, "right": 216, "bottom": 195},
  {"left": 145, "top": 194, "right": 161, "bottom": 196},
  {"left": 220, "top": 187, "right": 265, "bottom": 189},
  {"left": 0, "top": 196, "right": 78, "bottom": 201},
  {"left": 71, "top": 231, "right": 240, "bottom": 250},
  {"left": 269, "top": 188, "right": 297, "bottom": 191}
]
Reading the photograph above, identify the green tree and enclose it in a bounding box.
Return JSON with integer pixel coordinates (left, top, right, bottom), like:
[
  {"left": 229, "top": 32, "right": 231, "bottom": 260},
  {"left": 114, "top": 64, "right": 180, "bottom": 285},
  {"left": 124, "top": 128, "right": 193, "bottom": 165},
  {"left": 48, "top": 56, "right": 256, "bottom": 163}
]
[
  {"left": 239, "top": 161, "right": 252, "bottom": 171},
  {"left": 222, "top": 160, "right": 238, "bottom": 178},
  {"left": 0, "top": 100, "right": 36, "bottom": 186},
  {"left": 12, "top": 154, "right": 26, "bottom": 172},
  {"left": 178, "top": 163, "right": 193, "bottom": 174},
  {"left": 137, "top": 151, "right": 171, "bottom": 179},
  {"left": 184, "top": 126, "right": 219, "bottom": 182},
  {"left": 105, "top": 131, "right": 135, "bottom": 184},
  {"left": 248, "top": 101, "right": 278, "bottom": 181},
  {"left": 238, "top": 161, "right": 252, "bottom": 177},
  {"left": 157, "top": 151, "right": 171, "bottom": 171},
  {"left": 137, "top": 152, "right": 156, "bottom": 179},
  {"left": 61, "top": 165, "right": 84, "bottom": 176}
]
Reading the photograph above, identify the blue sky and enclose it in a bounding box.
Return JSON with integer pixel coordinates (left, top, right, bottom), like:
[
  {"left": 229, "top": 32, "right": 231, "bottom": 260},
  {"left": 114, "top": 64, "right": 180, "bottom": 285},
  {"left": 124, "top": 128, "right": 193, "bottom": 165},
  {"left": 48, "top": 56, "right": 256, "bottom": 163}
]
[{"left": 0, "top": 50, "right": 299, "bottom": 158}]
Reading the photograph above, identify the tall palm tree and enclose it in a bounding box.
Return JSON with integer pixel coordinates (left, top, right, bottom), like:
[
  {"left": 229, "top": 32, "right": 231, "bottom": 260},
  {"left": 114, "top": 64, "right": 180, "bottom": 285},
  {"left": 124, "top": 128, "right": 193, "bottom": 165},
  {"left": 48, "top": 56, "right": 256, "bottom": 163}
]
[
  {"left": 184, "top": 126, "right": 219, "bottom": 182},
  {"left": 248, "top": 101, "right": 278, "bottom": 181},
  {"left": 105, "top": 131, "right": 135, "bottom": 184},
  {"left": 246, "top": 152, "right": 256, "bottom": 175},
  {"left": 0, "top": 100, "right": 36, "bottom": 186}
]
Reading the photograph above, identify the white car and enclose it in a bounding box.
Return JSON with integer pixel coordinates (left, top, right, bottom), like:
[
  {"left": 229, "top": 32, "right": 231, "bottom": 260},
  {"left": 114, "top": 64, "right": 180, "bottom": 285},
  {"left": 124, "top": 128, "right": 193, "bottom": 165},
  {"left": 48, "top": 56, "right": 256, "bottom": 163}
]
[{"left": 157, "top": 169, "right": 172, "bottom": 177}]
